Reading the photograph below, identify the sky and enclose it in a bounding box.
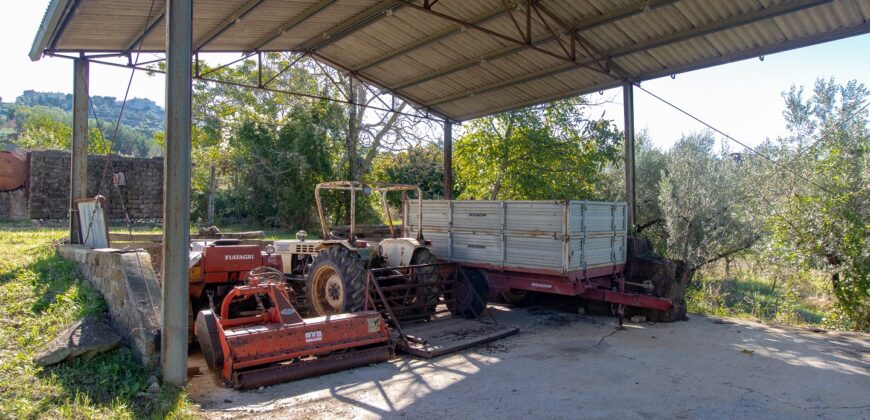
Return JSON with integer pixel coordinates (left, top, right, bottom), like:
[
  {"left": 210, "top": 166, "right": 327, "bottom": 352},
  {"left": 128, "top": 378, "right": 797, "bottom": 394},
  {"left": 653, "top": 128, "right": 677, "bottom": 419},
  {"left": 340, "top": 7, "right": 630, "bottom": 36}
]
[{"left": 2, "top": 1, "right": 869, "bottom": 151}]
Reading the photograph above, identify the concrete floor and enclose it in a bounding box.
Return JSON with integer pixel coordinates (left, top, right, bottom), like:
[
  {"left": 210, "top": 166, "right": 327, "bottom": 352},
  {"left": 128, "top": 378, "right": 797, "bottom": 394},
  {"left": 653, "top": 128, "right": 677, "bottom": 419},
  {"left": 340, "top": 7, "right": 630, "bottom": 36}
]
[{"left": 188, "top": 306, "right": 870, "bottom": 419}]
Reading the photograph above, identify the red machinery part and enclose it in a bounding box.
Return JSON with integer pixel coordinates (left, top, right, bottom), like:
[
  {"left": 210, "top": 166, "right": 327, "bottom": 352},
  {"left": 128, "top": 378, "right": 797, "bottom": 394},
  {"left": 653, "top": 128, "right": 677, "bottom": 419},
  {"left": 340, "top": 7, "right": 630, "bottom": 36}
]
[
  {"left": 189, "top": 244, "right": 283, "bottom": 299},
  {"left": 195, "top": 280, "right": 392, "bottom": 389},
  {"left": 0, "top": 151, "right": 26, "bottom": 191}
]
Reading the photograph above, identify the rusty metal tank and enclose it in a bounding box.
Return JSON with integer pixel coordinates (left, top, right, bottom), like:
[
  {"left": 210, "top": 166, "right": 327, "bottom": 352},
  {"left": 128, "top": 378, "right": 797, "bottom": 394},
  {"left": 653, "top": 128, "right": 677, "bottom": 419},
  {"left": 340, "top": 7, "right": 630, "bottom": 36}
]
[{"left": 0, "top": 151, "right": 27, "bottom": 191}]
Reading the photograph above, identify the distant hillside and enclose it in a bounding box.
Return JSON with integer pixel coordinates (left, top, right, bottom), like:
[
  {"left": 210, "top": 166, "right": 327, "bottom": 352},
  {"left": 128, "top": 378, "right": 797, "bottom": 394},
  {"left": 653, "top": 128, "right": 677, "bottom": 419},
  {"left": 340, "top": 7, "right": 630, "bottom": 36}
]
[{"left": 2, "top": 90, "right": 165, "bottom": 157}]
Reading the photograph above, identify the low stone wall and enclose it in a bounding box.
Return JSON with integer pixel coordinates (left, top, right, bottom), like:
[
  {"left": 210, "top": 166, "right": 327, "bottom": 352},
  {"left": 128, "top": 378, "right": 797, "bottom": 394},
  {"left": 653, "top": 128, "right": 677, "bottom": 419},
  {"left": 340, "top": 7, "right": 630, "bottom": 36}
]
[
  {"left": 0, "top": 189, "right": 27, "bottom": 221},
  {"left": 58, "top": 245, "right": 162, "bottom": 366}
]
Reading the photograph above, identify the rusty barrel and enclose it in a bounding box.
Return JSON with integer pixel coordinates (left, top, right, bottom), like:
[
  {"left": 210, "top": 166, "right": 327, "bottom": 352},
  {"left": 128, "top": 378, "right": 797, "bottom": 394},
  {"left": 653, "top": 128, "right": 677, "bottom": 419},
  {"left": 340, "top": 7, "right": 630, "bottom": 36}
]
[{"left": 0, "top": 151, "right": 26, "bottom": 191}]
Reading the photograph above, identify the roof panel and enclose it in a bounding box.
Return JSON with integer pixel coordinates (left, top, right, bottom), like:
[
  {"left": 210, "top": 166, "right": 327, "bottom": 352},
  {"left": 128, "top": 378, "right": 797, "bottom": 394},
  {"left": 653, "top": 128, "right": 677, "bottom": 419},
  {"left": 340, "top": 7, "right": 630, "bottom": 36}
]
[{"left": 31, "top": 0, "right": 870, "bottom": 121}]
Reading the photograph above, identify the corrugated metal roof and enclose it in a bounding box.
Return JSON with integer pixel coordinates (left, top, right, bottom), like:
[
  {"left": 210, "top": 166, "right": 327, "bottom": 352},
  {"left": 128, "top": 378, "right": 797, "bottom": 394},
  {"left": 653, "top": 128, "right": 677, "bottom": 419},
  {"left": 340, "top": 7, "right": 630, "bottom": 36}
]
[{"left": 30, "top": 0, "right": 870, "bottom": 121}]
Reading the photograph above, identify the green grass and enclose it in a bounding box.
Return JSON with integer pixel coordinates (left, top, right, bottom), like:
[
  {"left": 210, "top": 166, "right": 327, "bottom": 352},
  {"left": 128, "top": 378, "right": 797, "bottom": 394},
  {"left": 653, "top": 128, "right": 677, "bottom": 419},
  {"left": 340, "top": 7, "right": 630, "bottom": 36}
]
[
  {"left": 0, "top": 225, "right": 196, "bottom": 418},
  {"left": 687, "top": 261, "right": 833, "bottom": 328}
]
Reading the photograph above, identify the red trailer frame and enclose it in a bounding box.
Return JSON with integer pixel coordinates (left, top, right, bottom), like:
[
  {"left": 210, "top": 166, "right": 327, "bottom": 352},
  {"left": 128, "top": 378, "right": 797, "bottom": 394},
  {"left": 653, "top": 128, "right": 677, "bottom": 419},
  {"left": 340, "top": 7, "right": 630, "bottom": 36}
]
[{"left": 458, "top": 261, "right": 673, "bottom": 322}]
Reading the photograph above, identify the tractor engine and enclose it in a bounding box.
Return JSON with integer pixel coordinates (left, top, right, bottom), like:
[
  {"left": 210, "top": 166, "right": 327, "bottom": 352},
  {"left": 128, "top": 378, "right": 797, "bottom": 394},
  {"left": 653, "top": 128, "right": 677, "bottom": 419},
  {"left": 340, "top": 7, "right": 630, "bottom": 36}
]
[{"left": 188, "top": 240, "right": 283, "bottom": 310}]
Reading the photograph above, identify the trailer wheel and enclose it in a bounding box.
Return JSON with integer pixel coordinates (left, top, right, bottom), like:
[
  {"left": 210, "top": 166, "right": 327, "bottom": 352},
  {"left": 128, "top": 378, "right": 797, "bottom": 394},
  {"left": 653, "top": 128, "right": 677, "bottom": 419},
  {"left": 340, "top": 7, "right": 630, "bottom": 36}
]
[
  {"left": 447, "top": 267, "right": 490, "bottom": 319},
  {"left": 306, "top": 246, "right": 367, "bottom": 316},
  {"left": 409, "top": 248, "right": 440, "bottom": 317},
  {"left": 500, "top": 289, "right": 537, "bottom": 307}
]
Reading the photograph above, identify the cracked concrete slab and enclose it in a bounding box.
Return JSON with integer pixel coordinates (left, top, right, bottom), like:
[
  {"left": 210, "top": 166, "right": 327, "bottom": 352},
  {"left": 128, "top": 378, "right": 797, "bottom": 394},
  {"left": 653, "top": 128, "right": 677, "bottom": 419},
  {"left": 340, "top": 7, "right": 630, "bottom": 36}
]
[{"left": 187, "top": 306, "right": 870, "bottom": 419}]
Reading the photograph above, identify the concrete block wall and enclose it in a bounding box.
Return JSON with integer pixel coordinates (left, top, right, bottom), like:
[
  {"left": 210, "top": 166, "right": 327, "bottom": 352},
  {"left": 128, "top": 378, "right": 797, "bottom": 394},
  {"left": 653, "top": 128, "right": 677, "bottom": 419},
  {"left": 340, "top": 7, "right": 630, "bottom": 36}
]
[
  {"left": 58, "top": 245, "right": 162, "bottom": 366},
  {"left": 27, "top": 150, "right": 163, "bottom": 220}
]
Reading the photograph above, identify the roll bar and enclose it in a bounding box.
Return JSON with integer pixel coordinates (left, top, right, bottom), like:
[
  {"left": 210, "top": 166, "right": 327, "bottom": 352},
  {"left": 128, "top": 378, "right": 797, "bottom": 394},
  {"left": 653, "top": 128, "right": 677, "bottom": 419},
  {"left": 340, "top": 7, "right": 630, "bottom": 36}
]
[{"left": 314, "top": 181, "right": 424, "bottom": 242}]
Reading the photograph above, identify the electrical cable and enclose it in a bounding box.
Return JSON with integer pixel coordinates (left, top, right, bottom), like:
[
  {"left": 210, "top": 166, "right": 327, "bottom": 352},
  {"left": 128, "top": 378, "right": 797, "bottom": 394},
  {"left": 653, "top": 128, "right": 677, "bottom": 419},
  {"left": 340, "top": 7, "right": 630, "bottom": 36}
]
[{"left": 635, "top": 84, "right": 837, "bottom": 196}]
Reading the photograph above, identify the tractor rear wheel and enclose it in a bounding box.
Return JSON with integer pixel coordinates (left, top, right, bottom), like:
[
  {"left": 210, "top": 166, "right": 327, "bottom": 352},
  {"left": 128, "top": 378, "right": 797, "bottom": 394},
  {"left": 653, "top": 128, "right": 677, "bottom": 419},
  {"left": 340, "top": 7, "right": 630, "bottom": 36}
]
[
  {"left": 306, "top": 246, "right": 367, "bottom": 316},
  {"left": 447, "top": 267, "right": 490, "bottom": 319}
]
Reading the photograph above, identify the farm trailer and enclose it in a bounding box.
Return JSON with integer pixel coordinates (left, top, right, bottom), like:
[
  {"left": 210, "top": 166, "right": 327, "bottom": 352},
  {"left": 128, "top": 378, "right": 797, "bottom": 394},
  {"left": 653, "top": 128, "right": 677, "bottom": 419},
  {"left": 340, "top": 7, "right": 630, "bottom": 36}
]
[{"left": 405, "top": 200, "right": 672, "bottom": 322}]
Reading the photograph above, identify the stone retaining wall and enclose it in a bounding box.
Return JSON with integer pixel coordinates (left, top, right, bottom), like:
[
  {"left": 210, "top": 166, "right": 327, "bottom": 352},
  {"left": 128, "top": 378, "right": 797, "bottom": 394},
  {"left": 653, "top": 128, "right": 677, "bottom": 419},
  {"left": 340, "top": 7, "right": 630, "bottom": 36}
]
[{"left": 58, "top": 244, "right": 162, "bottom": 366}]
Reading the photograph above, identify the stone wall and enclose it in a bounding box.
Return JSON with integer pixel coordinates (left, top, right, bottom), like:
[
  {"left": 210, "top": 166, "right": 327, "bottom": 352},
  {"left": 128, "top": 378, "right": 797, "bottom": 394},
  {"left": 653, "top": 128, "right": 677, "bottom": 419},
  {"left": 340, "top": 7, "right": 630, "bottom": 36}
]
[
  {"left": 27, "top": 150, "right": 163, "bottom": 220},
  {"left": 0, "top": 189, "right": 27, "bottom": 221},
  {"left": 58, "top": 245, "right": 162, "bottom": 366}
]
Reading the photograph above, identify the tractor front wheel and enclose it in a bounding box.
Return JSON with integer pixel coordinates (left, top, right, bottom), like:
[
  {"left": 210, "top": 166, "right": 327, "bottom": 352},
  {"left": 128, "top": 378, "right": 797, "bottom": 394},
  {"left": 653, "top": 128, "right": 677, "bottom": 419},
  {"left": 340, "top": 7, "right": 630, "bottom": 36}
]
[{"left": 306, "top": 246, "right": 367, "bottom": 316}]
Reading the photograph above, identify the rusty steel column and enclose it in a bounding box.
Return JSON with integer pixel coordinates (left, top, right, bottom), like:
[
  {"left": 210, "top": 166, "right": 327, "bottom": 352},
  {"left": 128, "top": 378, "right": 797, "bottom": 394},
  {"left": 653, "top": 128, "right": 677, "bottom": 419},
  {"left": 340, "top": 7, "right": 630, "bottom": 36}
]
[
  {"left": 443, "top": 121, "right": 453, "bottom": 200},
  {"left": 623, "top": 82, "right": 636, "bottom": 231},
  {"left": 161, "top": 0, "right": 192, "bottom": 386},
  {"left": 70, "top": 59, "right": 89, "bottom": 244}
]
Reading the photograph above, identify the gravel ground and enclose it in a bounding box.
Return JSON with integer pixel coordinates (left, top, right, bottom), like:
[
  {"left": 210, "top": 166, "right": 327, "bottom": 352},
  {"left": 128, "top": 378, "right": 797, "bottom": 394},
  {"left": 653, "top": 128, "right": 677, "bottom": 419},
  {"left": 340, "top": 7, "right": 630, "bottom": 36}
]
[{"left": 187, "top": 305, "right": 870, "bottom": 419}]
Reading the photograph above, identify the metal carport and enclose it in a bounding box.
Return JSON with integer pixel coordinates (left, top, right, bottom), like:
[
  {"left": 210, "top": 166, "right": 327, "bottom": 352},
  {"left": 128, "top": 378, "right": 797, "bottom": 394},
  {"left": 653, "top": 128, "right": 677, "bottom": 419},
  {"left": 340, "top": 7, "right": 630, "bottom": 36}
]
[{"left": 30, "top": 0, "right": 870, "bottom": 385}]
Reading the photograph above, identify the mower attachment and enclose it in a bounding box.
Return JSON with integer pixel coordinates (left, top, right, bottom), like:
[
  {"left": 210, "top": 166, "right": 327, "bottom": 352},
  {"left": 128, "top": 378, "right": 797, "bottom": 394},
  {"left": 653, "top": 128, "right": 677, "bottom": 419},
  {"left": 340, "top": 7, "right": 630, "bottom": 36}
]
[
  {"left": 195, "top": 271, "right": 392, "bottom": 389},
  {"left": 366, "top": 262, "right": 518, "bottom": 358}
]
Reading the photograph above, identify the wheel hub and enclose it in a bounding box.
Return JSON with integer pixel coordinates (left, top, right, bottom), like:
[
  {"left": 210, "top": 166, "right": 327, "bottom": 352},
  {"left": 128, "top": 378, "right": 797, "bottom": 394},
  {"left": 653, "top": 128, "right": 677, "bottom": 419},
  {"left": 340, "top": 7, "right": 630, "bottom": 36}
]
[{"left": 324, "top": 273, "right": 344, "bottom": 310}]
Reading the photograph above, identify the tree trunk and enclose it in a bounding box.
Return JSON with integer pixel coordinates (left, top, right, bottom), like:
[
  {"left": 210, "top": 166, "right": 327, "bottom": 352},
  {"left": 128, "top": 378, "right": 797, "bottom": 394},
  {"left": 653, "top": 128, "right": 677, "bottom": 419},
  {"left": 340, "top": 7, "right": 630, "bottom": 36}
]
[
  {"left": 489, "top": 116, "right": 513, "bottom": 200},
  {"left": 207, "top": 164, "right": 216, "bottom": 225}
]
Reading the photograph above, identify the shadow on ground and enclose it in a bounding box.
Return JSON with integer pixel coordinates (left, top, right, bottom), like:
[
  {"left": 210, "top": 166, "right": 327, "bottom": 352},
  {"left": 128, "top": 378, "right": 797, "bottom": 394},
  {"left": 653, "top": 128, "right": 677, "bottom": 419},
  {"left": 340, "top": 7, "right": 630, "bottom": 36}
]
[{"left": 187, "top": 304, "right": 869, "bottom": 418}]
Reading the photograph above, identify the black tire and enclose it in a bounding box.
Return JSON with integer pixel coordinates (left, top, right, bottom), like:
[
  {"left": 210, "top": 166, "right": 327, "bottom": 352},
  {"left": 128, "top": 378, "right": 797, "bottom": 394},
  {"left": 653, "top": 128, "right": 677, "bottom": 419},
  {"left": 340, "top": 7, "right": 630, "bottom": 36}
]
[
  {"left": 447, "top": 267, "right": 490, "bottom": 319},
  {"left": 500, "top": 289, "right": 537, "bottom": 307},
  {"left": 306, "top": 246, "right": 367, "bottom": 316},
  {"left": 409, "top": 248, "right": 440, "bottom": 316},
  {"left": 195, "top": 310, "right": 223, "bottom": 372}
]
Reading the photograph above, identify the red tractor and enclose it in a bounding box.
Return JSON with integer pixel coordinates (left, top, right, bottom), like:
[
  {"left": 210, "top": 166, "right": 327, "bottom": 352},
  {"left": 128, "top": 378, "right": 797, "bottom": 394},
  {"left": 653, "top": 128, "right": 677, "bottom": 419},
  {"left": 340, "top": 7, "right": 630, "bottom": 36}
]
[{"left": 188, "top": 239, "right": 283, "bottom": 320}]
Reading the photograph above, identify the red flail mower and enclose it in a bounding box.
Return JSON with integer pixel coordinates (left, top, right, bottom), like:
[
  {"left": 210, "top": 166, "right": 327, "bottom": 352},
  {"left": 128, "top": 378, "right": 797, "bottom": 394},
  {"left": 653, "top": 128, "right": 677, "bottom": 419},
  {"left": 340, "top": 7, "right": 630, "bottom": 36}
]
[{"left": 194, "top": 268, "right": 392, "bottom": 389}]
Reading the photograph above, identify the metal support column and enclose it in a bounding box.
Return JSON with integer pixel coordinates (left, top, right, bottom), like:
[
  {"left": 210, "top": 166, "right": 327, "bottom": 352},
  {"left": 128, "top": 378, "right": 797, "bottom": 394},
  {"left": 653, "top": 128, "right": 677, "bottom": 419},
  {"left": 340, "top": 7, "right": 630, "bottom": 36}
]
[
  {"left": 69, "top": 59, "right": 89, "bottom": 244},
  {"left": 623, "top": 82, "right": 636, "bottom": 231},
  {"left": 443, "top": 121, "right": 453, "bottom": 200},
  {"left": 161, "top": 0, "right": 192, "bottom": 386}
]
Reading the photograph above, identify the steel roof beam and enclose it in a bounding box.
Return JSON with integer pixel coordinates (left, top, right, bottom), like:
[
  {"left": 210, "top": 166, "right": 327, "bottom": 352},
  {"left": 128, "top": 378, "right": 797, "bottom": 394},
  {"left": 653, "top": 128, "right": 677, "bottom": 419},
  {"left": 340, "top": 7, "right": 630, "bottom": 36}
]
[
  {"left": 290, "top": 0, "right": 401, "bottom": 53},
  {"left": 195, "top": 0, "right": 265, "bottom": 51},
  {"left": 425, "top": 0, "right": 831, "bottom": 109},
  {"left": 392, "top": 0, "right": 677, "bottom": 90},
  {"left": 354, "top": 2, "right": 518, "bottom": 72},
  {"left": 427, "top": 62, "right": 575, "bottom": 107},
  {"left": 590, "top": 0, "right": 833, "bottom": 65},
  {"left": 123, "top": 3, "right": 166, "bottom": 51},
  {"left": 246, "top": 0, "right": 337, "bottom": 52}
]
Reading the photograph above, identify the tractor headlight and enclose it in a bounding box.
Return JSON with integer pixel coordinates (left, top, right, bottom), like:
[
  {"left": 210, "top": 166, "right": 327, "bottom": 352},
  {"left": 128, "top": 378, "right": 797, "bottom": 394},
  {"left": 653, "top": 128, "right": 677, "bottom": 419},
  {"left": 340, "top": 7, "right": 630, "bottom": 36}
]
[
  {"left": 264, "top": 244, "right": 275, "bottom": 255},
  {"left": 362, "top": 184, "right": 372, "bottom": 196},
  {"left": 296, "top": 230, "right": 308, "bottom": 241}
]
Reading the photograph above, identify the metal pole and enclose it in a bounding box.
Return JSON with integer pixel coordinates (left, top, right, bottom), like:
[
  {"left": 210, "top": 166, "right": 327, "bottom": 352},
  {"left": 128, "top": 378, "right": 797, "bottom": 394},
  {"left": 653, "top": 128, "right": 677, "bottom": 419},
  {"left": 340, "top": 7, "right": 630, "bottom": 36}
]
[
  {"left": 443, "top": 121, "right": 453, "bottom": 200},
  {"left": 161, "top": 0, "right": 192, "bottom": 386},
  {"left": 70, "top": 59, "right": 89, "bottom": 244},
  {"left": 623, "top": 82, "right": 636, "bottom": 231}
]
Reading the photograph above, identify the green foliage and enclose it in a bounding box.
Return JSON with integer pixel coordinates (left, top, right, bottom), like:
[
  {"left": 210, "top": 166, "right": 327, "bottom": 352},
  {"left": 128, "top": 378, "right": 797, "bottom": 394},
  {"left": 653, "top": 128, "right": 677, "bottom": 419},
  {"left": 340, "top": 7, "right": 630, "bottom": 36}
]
[
  {"left": 455, "top": 97, "right": 621, "bottom": 200},
  {"left": 6, "top": 96, "right": 158, "bottom": 157},
  {"left": 763, "top": 78, "right": 869, "bottom": 331},
  {"left": 687, "top": 261, "right": 829, "bottom": 326},
  {"left": 658, "top": 131, "right": 761, "bottom": 269},
  {"left": 370, "top": 143, "right": 446, "bottom": 207},
  {"left": 230, "top": 106, "right": 335, "bottom": 229},
  {"left": 0, "top": 227, "right": 193, "bottom": 418}
]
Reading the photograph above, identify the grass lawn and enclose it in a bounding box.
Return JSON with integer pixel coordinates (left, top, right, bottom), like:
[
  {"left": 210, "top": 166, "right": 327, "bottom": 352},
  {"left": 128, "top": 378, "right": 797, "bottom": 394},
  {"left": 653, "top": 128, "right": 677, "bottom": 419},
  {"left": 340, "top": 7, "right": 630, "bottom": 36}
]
[{"left": 0, "top": 224, "right": 196, "bottom": 418}]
